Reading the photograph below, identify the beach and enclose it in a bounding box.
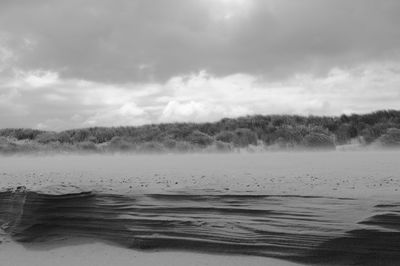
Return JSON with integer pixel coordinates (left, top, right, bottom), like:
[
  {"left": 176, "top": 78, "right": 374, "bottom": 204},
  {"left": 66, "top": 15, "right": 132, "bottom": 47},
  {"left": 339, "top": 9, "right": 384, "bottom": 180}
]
[
  {"left": 0, "top": 151, "right": 399, "bottom": 265},
  {"left": 0, "top": 151, "right": 399, "bottom": 198},
  {"left": 0, "top": 237, "right": 303, "bottom": 266}
]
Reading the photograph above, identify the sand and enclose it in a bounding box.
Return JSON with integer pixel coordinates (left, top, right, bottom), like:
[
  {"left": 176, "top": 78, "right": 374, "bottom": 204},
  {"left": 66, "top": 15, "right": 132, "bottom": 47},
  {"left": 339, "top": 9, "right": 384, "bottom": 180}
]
[
  {"left": 0, "top": 151, "right": 399, "bottom": 265},
  {"left": 0, "top": 237, "right": 303, "bottom": 266},
  {"left": 0, "top": 151, "right": 399, "bottom": 198}
]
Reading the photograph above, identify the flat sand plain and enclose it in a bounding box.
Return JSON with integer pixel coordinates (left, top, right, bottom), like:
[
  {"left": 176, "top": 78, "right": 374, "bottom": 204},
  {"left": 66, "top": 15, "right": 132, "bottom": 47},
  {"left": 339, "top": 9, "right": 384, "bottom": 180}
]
[
  {"left": 0, "top": 151, "right": 399, "bottom": 266},
  {"left": 0, "top": 237, "right": 302, "bottom": 266},
  {"left": 0, "top": 151, "right": 399, "bottom": 198}
]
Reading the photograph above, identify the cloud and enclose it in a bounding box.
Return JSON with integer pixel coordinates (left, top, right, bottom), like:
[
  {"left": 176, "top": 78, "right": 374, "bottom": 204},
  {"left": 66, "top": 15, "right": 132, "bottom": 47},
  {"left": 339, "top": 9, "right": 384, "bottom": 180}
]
[
  {"left": 83, "top": 103, "right": 149, "bottom": 127},
  {"left": 0, "top": 1, "right": 399, "bottom": 129},
  {"left": 0, "top": 61, "right": 400, "bottom": 129},
  {"left": 160, "top": 100, "right": 252, "bottom": 123},
  {"left": 0, "top": 0, "right": 399, "bottom": 82},
  {"left": 0, "top": 37, "right": 16, "bottom": 73},
  {"left": 22, "top": 70, "right": 59, "bottom": 88}
]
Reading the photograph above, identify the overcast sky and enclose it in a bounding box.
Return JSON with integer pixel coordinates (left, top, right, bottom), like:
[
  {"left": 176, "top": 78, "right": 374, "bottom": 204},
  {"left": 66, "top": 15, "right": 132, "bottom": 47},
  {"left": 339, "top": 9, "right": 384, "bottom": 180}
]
[{"left": 1, "top": 0, "right": 400, "bottom": 130}]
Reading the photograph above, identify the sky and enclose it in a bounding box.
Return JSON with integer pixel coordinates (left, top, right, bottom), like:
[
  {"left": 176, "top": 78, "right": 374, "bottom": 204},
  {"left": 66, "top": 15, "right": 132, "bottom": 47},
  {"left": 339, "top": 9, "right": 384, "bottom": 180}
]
[{"left": 0, "top": 0, "right": 400, "bottom": 130}]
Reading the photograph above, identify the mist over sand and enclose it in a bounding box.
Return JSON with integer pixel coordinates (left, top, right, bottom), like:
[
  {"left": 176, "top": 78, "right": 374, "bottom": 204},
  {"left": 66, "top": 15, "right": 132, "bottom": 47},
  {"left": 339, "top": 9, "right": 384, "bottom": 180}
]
[{"left": 1, "top": 151, "right": 399, "bottom": 198}]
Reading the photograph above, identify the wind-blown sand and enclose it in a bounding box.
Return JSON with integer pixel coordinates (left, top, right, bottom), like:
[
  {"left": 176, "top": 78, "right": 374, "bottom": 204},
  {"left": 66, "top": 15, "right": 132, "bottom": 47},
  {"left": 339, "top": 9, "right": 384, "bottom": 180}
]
[
  {"left": 0, "top": 151, "right": 399, "bottom": 198},
  {"left": 0, "top": 151, "right": 400, "bottom": 265}
]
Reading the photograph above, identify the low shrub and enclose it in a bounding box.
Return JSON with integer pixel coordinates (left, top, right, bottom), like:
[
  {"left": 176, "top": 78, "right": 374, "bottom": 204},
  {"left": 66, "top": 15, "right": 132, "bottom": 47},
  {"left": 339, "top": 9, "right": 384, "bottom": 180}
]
[
  {"left": 137, "top": 141, "right": 165, "bottom": 153},
  {"left": 186, "top": 130, "right": 213, "bottom": 147},
  {"left": 174, "top": 141, "right": 194, "bottom": 152},
  {"left": 377, "top": 128, "right": 400, "bottom": 146},
  {"left": 215, "top": 141, "right": 233, "bottom": 152},
  {"left": 107, "top": 136, "right": 135, "bottom": 151},
  {"left": 233, "top": 128, "right": 258, "bottom": 147},
  {"left": 303, "top": 132, "right": 335, "bottom": 149},
  {"left": 215, "top": 131, "right": 235, "bottom": 143},
  {"left": 76, "top": 141, "right": 97, "bottom": 151},
  {"left": 35, "top": 132, "right": 59, "bottom": 144}
]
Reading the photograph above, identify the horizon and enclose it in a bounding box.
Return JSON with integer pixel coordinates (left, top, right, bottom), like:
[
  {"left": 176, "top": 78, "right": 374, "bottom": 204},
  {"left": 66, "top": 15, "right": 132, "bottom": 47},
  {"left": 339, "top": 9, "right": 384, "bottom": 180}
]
[{"left": 1, "top": 1, "right": 400, "bottom": 130}]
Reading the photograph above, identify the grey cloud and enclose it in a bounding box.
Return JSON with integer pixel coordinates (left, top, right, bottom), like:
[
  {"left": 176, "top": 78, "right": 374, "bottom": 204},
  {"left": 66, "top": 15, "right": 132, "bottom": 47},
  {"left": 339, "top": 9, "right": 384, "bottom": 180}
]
[
  {"left": 0, "top": 0, "right": 400, "bottom": 82},
  {"left": 229, "top": 1, "right": 400, "bottom": 78}
]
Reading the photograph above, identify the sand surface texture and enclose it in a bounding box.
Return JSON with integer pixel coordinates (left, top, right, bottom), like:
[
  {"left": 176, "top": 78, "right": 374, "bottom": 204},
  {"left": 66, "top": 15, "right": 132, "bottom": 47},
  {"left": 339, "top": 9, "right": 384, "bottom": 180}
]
[
  {"left": 0, "top": 152, "right": 399, "bottom": 265},
  {"left": 0, "top": 152, "right": 399, "bottom": 198}
]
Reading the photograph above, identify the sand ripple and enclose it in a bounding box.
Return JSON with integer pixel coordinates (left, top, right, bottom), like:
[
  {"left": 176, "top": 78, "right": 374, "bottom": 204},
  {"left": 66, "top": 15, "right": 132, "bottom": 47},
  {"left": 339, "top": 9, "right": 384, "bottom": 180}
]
[{"left": 0, "top": 188, "right": 399, "bottom": 265}]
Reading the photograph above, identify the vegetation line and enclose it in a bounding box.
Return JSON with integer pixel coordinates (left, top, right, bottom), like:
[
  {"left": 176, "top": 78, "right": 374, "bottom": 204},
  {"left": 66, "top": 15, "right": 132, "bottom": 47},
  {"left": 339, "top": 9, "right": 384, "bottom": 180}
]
[{"left": 1, "top": 110, "right": 400, "bottom": 154}]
